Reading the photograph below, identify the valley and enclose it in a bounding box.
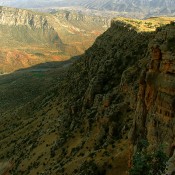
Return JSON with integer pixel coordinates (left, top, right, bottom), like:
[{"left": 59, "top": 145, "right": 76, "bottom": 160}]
[
  {"left": 0, "top": 14, "right": 175, "bottom": 175},
  {"left": 0, "top": 59, "right": 75, "bottom": 115},
  {"left": 0, "top": 6, "right": 110, "bottom": 73}
]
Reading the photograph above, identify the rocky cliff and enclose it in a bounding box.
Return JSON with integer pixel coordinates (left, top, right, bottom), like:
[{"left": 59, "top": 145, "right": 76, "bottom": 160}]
[
  {"left": 49, "top": 10, "right": 110, "bottom": 55},
  {"left": 0, "top": 17, "right": 175, "bottom": 175},
  {"left": 0, "top": 6, "right": 61, "bottom": 45},
  {"left": 0, "top": 6, "right": 51, "bottom": 29},
  {"left": 130, "top": 21, "right": 175, "bottom": 175}
]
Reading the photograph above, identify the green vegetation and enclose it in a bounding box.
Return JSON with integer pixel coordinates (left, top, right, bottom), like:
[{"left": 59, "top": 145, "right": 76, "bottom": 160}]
[
  {"left": 75, "top": 160, "right": 105, "bottom": 175},
  {"left": 129, "top": 140, "right": 168, "bottom": 175},
  {"left": 167, "top": 37, "right": 175, "bottom": 51}
]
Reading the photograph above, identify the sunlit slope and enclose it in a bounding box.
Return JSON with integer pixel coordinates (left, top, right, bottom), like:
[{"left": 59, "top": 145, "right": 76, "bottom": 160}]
[
  {"left": 0, "top": 6, "right": 109, "bottom": 73},
  {"left": 0, "top": 6, "right": 66, "bottom": 73}
]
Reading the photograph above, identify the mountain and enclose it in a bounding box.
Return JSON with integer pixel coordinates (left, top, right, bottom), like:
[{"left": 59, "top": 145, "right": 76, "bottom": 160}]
[
  {"left": 76, "top": 0, "right": 175, "bottom": 11},
  {"left": 48, "top": 10, "right": 110, "bottom": 56},
  {"left": 0, "top": 16, "right": 175, "bottom": 175},
  {"left": 0, "top": 0, "right": 65, "bottom": 8},
  {"left": 77, "top": 0, "right": 175, "bottom": 18},
  {"left": 0, "top": 0, "right": 175, "bottom": 18},
  {"left": 0, "top": 6, "right": 109, "bottom": 73}
]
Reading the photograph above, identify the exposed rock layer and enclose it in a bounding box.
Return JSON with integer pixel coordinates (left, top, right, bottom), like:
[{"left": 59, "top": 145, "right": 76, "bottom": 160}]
[{"left": 130, "top": 22, "right": 175, "bottom": 174}]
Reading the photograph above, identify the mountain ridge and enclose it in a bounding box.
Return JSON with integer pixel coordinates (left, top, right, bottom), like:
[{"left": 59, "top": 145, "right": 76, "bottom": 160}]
[
  {"left": 0, "top": 0, "right": 175, "bottom": 18},
  {"left": 1, "top": 16, "right": 175, "bottom": 175}
]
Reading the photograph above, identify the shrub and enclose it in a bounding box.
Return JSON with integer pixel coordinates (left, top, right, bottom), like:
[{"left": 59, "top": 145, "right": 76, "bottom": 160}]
[
  {"left": 129, "top": 140, "right": 168, "bottom": 175},
  {"left": 76, "top": 160, "right": 105, "bottom": 175}
]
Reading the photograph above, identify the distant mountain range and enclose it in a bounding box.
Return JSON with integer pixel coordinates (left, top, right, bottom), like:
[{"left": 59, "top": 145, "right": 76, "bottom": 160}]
[{"left": 0, "top": 0, "right": 175, "bottom": 18}]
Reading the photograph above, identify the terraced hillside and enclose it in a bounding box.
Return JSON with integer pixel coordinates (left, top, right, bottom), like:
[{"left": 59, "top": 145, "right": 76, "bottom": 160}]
[{"left": 1, "top": 17, "right": 175, "bottom": 175}]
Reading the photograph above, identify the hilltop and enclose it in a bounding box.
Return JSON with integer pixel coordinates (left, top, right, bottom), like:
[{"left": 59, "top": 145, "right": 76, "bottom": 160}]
[{"left": 113, "top": 16, "right": 175, "bottom": 32}]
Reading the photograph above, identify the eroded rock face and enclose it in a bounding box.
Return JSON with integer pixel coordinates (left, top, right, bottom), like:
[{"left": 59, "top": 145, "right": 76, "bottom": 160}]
[
  {"left": 0, "top": 6, "right": 51, "bottom": 29},
  {"left": 131, "top": 23, "right": 175, "bottom": 173}
]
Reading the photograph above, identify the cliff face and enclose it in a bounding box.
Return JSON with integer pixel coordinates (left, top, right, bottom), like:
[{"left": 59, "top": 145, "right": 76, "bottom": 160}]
[
  {"left": 0, "top": 6, "right": 51, "bottom": 29},
  {"left": 53, "top": 10, "right": 109, "bottom": 25},
  {"left": 48, "top": 10, "right": 110, "bottom": 55},
  {"left": 0, "top": 17, "right": 175, "bottom": 175},
  {"left": 130, "top": 22, "right": 175, "bottom": 174},
  {"left": 0, "top": 6, "right": 60, "bottom": 45}
]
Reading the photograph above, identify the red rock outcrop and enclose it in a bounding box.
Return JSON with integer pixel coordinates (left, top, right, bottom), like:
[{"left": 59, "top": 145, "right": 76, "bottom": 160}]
[{"left": 131, "top": 23, "right": 175, "bottom": 174}]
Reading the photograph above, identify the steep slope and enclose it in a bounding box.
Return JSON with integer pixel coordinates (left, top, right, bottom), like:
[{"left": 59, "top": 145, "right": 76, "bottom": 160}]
[
  {"left": 0, "top": 6, "right": 61, "bottom": 44},
  {"left": 130, "top": 21, "right": 175, "bottom": 175},
  {"left": 49, "top": 10, "right": 110, "bottom": 56},
  {"left": 1, "top": 17, "right": 175, "bottom": 175},
  {"left": 0, "top": 6, "right": 109, "bottom": 73}
]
